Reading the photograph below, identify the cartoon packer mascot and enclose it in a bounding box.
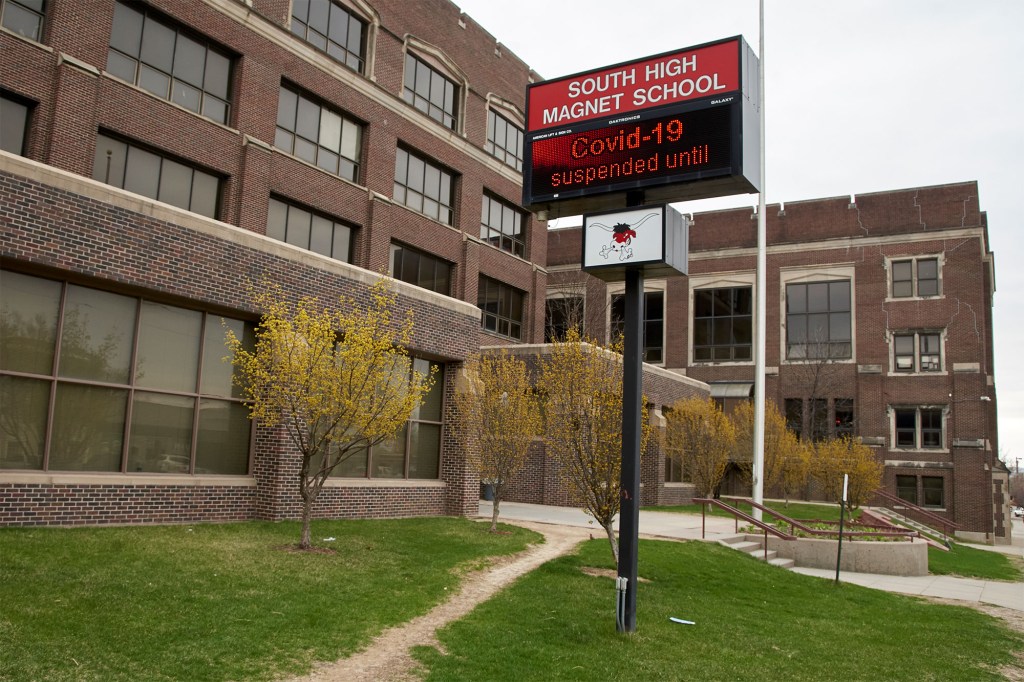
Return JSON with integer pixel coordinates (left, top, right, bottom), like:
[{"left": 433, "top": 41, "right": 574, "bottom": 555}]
[{"left": 595, "top": 212, "right": 660, "bottom": 262}]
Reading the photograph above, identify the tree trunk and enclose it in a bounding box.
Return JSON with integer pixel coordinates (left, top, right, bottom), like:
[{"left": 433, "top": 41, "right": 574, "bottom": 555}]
[
  {"left": 603, "top": 521, "right": 619, "bottom": 564},
  {"left": 300, "top": 496, "right": 313, "bottom": 550},
  {"left": 491, "top": 494, "right": 500, "bottom": 532}
]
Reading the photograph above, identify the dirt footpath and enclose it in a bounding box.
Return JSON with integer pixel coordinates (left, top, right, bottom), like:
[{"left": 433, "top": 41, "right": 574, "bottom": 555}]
[{"left": 287, "top": 522, "right": 590, "bottom": 682}]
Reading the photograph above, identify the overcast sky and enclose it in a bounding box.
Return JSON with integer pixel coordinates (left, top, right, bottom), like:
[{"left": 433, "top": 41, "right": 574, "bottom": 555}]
[{"left": 454, "top": 0, "right": 1024, "bottom": 469}]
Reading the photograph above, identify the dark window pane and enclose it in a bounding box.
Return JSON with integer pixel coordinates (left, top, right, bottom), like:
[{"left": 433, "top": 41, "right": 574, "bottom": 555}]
[
  {"left": 896, "top": 475, "right": 917, "bottom": 504},
  {"left": 124, "top": 145, "right": 161, "bottom": 199},
  {"left": 2, "top": 1, "right": 43, "bottom": 41},
  {"left": 140, "top": 17, "right": 174, "bottom": 72},
  {"left": 136, "top": 301, "right": 202, "bottom": 392},
  {"left": 195, "top": 399, "right": 250, "bottom": 474},
  {"left": 110, "top": 2, "right": 143, "bottom": 56},
  {"left": 157, "top": 158, "right": 193, "bottom": 209},
  {"left": 0, "top": 375, "right": 48, "bottom": 469},
  {"left": 0, "top": 95, "right": 28, "bottom": 155},
  {"left": 127, "top": 392, "right": 194, "bottom": 473},
  {"left": 203, "top": 51, "right": 230, "bottom": 100},
  {"left": 409, "top": 422, "right": 440, "bottom": 479},
  {"left": 0, "top": 270, "right": 61, "bottom": 374},
  {"left": 201, "top": 316, "right": 252, "bottom": 399},
  {"left": 786, "top": 284, "right": 806, "bottom": 313},
  {"left": 138, "top": 64, "right": 171, "bottom": 98},
  {"left": 50, "top": 384, "right": 127, "bottom": 471},
  {"left": 59, "top": 285, "right": 136, "bottom": 383},
  {"left": 190, "top": 171, "right": 218, "bottom": 218}
]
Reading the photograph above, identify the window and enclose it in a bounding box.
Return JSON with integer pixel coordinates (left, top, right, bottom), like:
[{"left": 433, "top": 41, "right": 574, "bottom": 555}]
[
  {"left": 809, "top": 398, "right": 829, "bottom": 442},
  {"left": 786, "top": 280, "right": 851, "bottom": 359},
  {"left": 267, "top": 197, "right": 353, "bottom": 262},
  {"left": 0, "top": 270, "right": 253, "bottom": 473},
  {"left": 785, "top": 398, "right": 803, "bottom": 439},
  {"left": 891, "top": 257, "right": 940, "bottom": 298},
  {"left": 693, "top": 286, "right": 752, "bottom": 362},
  {"left": 1, "top": 93, "right": 30, "bottom": 155},
  {"left": 896, "top": 474, "right": 917, "bottom": 505},
  {"left": 545, "top": 295, "right": 584, "bottom": 342},
  {"left": 93, "top": 134, "right": 220, "bottom": 218},
  {"left": 835, "top": 399, "right": 854, "bottom": 439},
  {"left": 2, "top": 0, "right": 44, "bottom": 41},
  {"left": 290, "top": 0, "right": 366, "bottom": 73},
  {"left": 611, "top": 291, "right": 664, "bottom": 363},
  {"left": 330, "top": 359, "right": 444, "bottom": 479},
  {"left": 894, "top": 332, "right": 941, "bottom": 373},
  {"left": 403, "top": 53, "right": 458, "bottom": 129},
  {"left": 275, "top": 86, "right": 362, "bottom": 182},
  {"left": 922, "top": 476, "right": 944, "bottom": 508},
  {"left": 478, "top": 276, "right": 524, "bottom": 340},
  {"left": 486, "top": 109, "right": 523, "bottom": 171},
  {"left": 480, "top": 193, "right": 526, "bottom": 258},
  {"left": 665, "top": 456, "right": 684, "bottom": 483},
  {"left": 393, "top": 148, "right": 455, "bottom": 225},
  {"left": 106, "top": 1, "right": 231, "bottom": 124},
  {"left": 389, "top": 242, "right": 451, "bottom": 295},
  {"left": 894, "top": 407, "right": 944, "bottom": 449},
  {"left": 895, "top": 474, "right": 945, "bottom": 508}
]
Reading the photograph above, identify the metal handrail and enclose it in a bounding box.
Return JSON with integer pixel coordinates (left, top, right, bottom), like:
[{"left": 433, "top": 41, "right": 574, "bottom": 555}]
[
  {"left": 693, "top": 497, "right": 796, "bottom": 561},
  {"left": 871, "top": 488, "right": 959, "bottom": 540},
  {"left": 721, "top": 496, "right": 919, "bottom": 542}
]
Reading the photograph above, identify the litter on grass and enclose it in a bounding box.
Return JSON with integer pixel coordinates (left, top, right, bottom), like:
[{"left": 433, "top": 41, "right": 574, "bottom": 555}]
[{"left": 669, "top": 617, "right": 695, "bottom": 625}]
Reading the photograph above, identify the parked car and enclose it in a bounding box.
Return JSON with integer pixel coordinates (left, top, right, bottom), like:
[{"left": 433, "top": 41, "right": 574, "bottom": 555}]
[{"left": 1013, "top": 506, "right": 1024, "bottom": 518}]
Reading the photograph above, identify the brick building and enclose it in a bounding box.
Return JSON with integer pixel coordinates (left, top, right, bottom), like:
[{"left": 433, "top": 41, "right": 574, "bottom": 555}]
[
  {"left": 547, "top": 181, "right": 1011, "bottom": 543},
  {"left": 0, "top": 0, "right": 567, "bottom": 525}
]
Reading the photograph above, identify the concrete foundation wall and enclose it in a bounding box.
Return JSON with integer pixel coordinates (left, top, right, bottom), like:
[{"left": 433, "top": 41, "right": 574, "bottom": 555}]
[{"left": 761, "top": 534, "right": 928, "bottom": 576}]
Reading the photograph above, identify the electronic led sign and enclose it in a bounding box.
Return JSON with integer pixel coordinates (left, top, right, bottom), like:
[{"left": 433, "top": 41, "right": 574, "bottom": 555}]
[{"left": 523, "top": 36, "right": 760, "bottom": 218}]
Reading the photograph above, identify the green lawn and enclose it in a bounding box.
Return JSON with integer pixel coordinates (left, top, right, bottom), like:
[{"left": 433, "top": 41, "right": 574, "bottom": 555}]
[
  {"left": 929, "top": 543, "right": 1024, "bottom": 581},
  {"left": 649, "top": 499, "right": 844, "bottom": 522},
  {"left": 416, "top": 539, "right": 1024, "bottom": 681},
  {"left": 0, "top": 518, "right": 539, "bottom": 682}
]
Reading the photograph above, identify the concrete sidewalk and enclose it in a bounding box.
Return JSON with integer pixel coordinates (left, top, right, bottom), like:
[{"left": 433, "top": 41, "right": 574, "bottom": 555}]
[{"left": 479, "top": 501, "right": 1024, "bottom": 612}]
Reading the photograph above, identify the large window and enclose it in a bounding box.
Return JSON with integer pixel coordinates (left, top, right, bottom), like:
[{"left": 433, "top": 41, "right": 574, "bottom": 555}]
[
  {"left": 480, "top": 193, "right": 526, "bottom": 258},
  {"left": 693, "top": 286, "right": 752, "bottom": 362},
  {"left": 290, "top": 0, "right": 366, "bottom": 73},
  {"left": 1, "top": 93, "right": 29, "bottom": 155},
  {"left": 478, "top": 276, "right": 524, "bottom": 340},
  {"left": 327, "top": 359, "right": 443, "bottom": 479},
  {"left": 894, "top": 407, "right": 944, "bottom": 449},
  {"left": 486, "top": 109, "right": 523, "bottom": 171},
  {"left": 611, "top": 291, "right": 664, "bottom": 363},
  {"left": 894, "top": 332, "right": 941, "bottom": 373},
  {"left": 896, "top": 474, "right": 918, "bottom": 504},
  {"left": 389, "top": 242, "right": 451, "bottom": 295},
  {"left": 93, "top": 134, "right": 220, "bottom": 218},
  {"left": 0, "top": 270, "right": 253, "bottom": 474},
  {"left": 891, "top": 257, "right": 939, "bottom": 298},
  {"left": 785, "top": 398, "right": 853, "bottom": 441},
  {"left": 1, "top": 0, "right": 44, "bottom": 42},
  {"left": 896, "top": 474, "right": 945, "bottom": 508},
  {"left": 275, "top": 86, "right": 362, "bottom": 182},
  {"left": 545, "top": 294, "right": 584, "bottom": 342},
  {"left": 106, "top": 1, "right": 231, "bottom": 124},
  {"left": 267, "top": 197, "right": 353, "bottom": 262},
  {"left": 786, "top": 280, "right": 851, "bottom": 360},
  {"left": 403, "top": 53, "right": 458, "bottom": 129},
  {"left": 393, "top": 148, "right": 455, "bottom": 225}
]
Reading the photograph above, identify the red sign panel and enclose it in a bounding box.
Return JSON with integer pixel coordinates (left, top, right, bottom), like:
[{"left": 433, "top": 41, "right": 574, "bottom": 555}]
[{"left": 527, "top": 38, "right": 740, "bottom": 132}]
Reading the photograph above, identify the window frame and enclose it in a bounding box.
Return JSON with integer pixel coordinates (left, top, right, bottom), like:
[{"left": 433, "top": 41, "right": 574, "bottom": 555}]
[
  {"left": 485, "top": 108, "right": 524, "bottom": 172},
  {"left": 544, "top": 290, "right": 585, "bottom": 342},
  {"left": 1, "top": 0, "right": 46, "bottom": 42},
  {"left": 892, "top": 406, "right": 946, "bottom": 451},
  {"left": 106, "top": 1, "right": 233, "bottom": 125},
  {"left": 389, "top": 241, "right": 452, "bottom": 296},
  {"left": 393, "top": 147, "right": 456, "bottom": 226},
  {"left": 402, "top": 48, "right": 462, "bottom": 131},
  {"left": 92, "top": 132, "right": 221, "bottom": 219},
  {"left": 274, "top": 84, "right": 363, "bottom": 183},
  {"left": 478, "top": 275, "right": 525, "bottom": 341},
  {"left": 692, "top": 285, "right": 753, "bottom": 363},
  {"left": 784, "top": 277, "right": 853, "bottom": 361},
  {"left": 480, "top": 192, "right": 527, "bottom": 258},
  {"left": 0, "top": 270, "right": 254, "bottom": 475},
  {"left": 289, "top": 0, "right": 369, "bottom": 74},
  {"left": 1, "top": 91, "right": 31, "bottom": 156},
  {"left": 267, "top": 196, "right": 355, "bottom": 263},
  {"left": 610, "top": 289, "right": 665, "bottom": 364},
  {"left": 892, "top": 331, "right": 943, "bottom": 374},
  {"left": 889, "top": 256, "right": 942, "bottom": 299}
]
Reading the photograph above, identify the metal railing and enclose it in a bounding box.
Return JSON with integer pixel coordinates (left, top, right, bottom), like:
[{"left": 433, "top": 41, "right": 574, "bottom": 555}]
[
  {"left": 720, "top": 496, "right": 919, "bottom": 542},
  {"left": 693, "top": 497, "right": 796, "bottom": 561},
  {"left": 871, "top": 488, "right": 959, "bottom": 544}
]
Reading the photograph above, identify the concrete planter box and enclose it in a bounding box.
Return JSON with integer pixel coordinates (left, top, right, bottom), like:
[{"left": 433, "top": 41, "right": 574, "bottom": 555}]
[{"left": 757, "top": 534, "right": 928, "bottom": 576}]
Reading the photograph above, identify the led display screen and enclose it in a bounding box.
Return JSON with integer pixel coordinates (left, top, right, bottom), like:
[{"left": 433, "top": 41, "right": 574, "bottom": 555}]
[{"left": 526, "top": 101, "right": 735, "bottom": 207}]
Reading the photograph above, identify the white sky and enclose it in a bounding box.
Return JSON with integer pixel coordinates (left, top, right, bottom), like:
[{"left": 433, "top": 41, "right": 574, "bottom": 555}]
[{"left": 454, "top": 0, "right": 1024, "bottom": 470}]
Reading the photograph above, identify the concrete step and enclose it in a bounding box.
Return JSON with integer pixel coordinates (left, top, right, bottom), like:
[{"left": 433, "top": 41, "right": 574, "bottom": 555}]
[{"left": 768, "top": 556, "right": 796, "bottom": 569}]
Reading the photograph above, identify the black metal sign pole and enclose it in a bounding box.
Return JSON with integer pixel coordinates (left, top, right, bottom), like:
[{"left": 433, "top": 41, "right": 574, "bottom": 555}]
[{"left": 617, "top": 193, "right": 645, "bottom": 634}]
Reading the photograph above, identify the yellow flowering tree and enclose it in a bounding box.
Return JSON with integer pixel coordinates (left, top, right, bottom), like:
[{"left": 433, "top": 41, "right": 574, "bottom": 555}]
[
  {"left": 226, "top": 279, "right": 434, "bottom": 549},
  {"left": 731, "top": 400, "right": 809, "bottom": 506},
  {"left": 537, "top": 329, "right": 649, "bottom": 563},
  {"left": 809, "top": 437, "right": 883, "bottom": 510},
  {"left": 453, "top": 351, "right": 542, "bottom": 532},
  {"left": 665, "top": 397, "right": 735, "bottom": 499}
]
